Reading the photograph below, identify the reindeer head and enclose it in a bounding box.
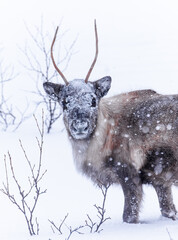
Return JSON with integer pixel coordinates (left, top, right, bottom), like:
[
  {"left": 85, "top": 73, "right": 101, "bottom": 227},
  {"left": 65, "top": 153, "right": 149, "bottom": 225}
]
[{"left": 43, "top": 21, "right": 111, "bottom": 139}]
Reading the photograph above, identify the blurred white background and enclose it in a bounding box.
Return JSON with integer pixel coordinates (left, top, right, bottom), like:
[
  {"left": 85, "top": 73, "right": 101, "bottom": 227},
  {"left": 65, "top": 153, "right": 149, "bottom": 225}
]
[{"left": 1, "top": 0, "right": 178, "bottom": 98}]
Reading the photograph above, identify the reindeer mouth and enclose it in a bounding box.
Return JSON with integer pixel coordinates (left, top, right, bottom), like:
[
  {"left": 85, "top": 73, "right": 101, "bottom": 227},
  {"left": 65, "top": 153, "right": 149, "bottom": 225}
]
[{"left": 70, "top": 120, "right": 90, "bottom": 139}]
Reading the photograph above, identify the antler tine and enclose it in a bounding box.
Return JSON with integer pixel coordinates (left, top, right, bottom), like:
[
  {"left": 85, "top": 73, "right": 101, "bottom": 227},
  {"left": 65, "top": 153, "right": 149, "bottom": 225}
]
[
  {"left": 51, "top": 26, "right": 69, "bottom": 85},
  {"left": 85, "top": 19, "right": 98, "bottom": 83}
]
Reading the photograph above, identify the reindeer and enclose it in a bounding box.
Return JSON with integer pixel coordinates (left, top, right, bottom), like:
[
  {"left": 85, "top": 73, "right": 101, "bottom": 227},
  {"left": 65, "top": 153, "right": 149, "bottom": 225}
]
[{"left": 43, "top": 20, "right": 178, "bottom": 223}]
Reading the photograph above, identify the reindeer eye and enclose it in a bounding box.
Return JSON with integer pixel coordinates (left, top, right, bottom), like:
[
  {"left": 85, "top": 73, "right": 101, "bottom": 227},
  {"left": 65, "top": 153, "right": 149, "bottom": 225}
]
[
  {"left": 91, "top": 97, "right": 96, "bottom": 107},
  {"left": 62, "top": 98, "right": 68, "bottom": 110}
]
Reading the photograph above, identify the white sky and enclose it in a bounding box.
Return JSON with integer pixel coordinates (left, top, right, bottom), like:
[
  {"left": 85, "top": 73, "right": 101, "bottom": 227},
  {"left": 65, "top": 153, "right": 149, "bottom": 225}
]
[{"left": 1, "top": 0, "right": 178, "bottom": 96}]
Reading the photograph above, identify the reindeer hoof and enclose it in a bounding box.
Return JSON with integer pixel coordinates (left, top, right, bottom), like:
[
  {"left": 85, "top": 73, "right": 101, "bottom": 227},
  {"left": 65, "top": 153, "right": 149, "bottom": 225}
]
[
  {"left": 162, "top": 210, "right": 177, "bottom": 220},
  {"left": 123, "top": 214, "right": 139, "bottom": 224}
]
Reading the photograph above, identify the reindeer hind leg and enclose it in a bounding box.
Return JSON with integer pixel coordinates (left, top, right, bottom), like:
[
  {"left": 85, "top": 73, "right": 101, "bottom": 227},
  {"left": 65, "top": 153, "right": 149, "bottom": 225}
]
[
  {"left": 153, "top": 184, "right": 177, "bottom": 220},
  {"left": 141, "top": 146, "right": 177, "bottom": 220}
]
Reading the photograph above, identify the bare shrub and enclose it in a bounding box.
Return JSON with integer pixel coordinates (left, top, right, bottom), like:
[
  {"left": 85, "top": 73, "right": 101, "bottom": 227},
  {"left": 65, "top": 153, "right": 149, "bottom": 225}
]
[
  {"left": 0, "top": 49, "right": 29, "bottom": 131},
  {"left": 21, "top": 20, "right": 76, "bottom": 133},
  {"left": 85, "top": 183, "right": 111, "bottom": 233},
  {"left": 48, "top": 183, "right": 111, "bottom": 238},
  {"left": 1, "top": 112, "right": 47, "bottom": 235},
  {"left": 49, "top": 214, "right": 85, "bottom": 240},
  {"left": 0, "top": 59, "right": 16, "bottom": 130}
]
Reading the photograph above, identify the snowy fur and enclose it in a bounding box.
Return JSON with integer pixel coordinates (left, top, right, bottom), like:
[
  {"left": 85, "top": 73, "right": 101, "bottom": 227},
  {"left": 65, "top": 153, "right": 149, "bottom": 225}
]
[{"left": 44, "top": 78, "right": 178, "bottom": 223}]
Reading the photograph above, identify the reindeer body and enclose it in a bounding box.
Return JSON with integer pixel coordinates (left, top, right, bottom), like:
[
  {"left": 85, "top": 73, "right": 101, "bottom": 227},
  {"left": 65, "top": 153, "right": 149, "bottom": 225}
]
[
  {"left": 69, "top": 89, "right": 178, "bottom": 223},
  {"left": 70, "top": 89, "right": 159, "bottom": 183},
  {"left": 70, "top": 88, "right": 178, "bottom": 183},
  {"left": 44, "top": 79, "right": 178, "bottom": 223},
  {"left": 43, "top": 21, "right": 178, "bottom": 223}
]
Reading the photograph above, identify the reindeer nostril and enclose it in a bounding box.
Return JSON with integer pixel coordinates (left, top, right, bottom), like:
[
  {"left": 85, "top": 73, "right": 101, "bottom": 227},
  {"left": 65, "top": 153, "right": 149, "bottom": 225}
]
[
  {"left": 72, "top": 121, "right": 89, "bottom": 133},
  {"left": 83, "top": 122, "right": 89, "bottom": 131},
  {"left": 73, "top": 126, "right": 77, "bottom": 132},
  {"left": 72, "top": 123, "right": 78, "bottom": 132},
  {"left": 84, "top": 126, "right": 88, "bottom": 131}
]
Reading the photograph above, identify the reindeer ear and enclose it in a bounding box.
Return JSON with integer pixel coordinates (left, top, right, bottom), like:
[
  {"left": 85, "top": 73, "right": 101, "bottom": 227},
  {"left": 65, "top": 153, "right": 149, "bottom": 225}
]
[
  {"left": 43, "top": 82, "right": 64, "bottom": 101},
  {"left": 93, "top": 76, "right": 111, "bottom": 98}
]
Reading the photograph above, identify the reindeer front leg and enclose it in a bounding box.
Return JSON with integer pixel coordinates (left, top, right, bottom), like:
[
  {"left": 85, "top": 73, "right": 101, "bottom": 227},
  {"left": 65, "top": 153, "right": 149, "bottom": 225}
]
[{"left": 116, "top": 163, "right": 143, "bottom": 223}]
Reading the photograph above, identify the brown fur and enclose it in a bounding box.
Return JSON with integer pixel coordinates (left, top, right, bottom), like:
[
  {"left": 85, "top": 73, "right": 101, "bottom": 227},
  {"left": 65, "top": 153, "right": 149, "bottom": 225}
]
[
  {"left": 45, "top": 23, "right": 178, "bottom": 223},
  {"left": 69, "top": 89, "right": 178, "bottom": 223},
  {"left": 43, "top": 79, "right": 178, "bottom": 223}
]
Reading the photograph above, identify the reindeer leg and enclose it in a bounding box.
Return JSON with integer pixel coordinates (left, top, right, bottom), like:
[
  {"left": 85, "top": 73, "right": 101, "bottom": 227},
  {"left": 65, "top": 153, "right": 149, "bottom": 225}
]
[
  {"left": 117, "top": 164, "right": 143, "bottom": 223},
  {"left": 153, "top": 184, "right": 177, "bottom": 220}
]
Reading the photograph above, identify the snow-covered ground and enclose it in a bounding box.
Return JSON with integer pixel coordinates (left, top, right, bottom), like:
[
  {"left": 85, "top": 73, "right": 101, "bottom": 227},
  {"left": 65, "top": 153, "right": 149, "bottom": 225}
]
[
  {"left": 0, "top": 118, "right": 178, "bottom": 240},
  {"left": 0, "top": 0, "right": 178, "bottom": 239}
]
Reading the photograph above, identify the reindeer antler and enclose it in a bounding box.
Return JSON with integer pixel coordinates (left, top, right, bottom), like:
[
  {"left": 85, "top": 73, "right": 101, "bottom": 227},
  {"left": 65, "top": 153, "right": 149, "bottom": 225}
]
[
  {"left": 51, "top": 26, "right": 69, "bottom": 85},
  {"left": 85, "top": 19, "right": 98, "bottom": 83}
]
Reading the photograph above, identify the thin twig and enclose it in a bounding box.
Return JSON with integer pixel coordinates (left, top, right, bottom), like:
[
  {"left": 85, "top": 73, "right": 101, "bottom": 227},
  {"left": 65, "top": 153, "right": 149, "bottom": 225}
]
[
  {"left": 85, "top": 214, "right": 96, "bottom": 233},
  {"left": 85, "top": 183, "right": 111, "bottom": 233},
  {"left": 20, "top": 20, "right": 75, "bottom": 133},
  {"left": 0, "top": 113, "right": 47, "bottom": 235},
  {"left": 166, "top": 228, "right": 174, "bottom": 240},
  {"left": 48, "top": 213, "right": 69, "bottom": 235},
  {"left": 65, "top": 225, "right": 85, "bottom": 240},
  {"left": 48, "top": 182, "right": 111, "bottom": 238},
  {"left": 0, "top": 58, "right": 26, "bottom": 131}
]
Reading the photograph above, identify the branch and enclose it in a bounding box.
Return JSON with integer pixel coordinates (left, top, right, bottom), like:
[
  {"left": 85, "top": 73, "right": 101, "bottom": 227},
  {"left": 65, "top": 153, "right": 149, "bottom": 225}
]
[
  {"left": 48, "top": 182, "right": 111, "bottom": 238},
  {"left": 166, "top": 228, "right": 174, "bottom": 240},
  {"left": 85, "top": 182, "right": 111, "bottom": 233},
  {"left": 65, "top": 225, "right": 85, "bottom": 240},
  {"left": 21, "top": 20, "right": 76, "bottom": 133},
  {"left": 48, "top": 213, "right": 69, "bottom": 235},
  {"left": 0, "top": 112, "right": 47, "bottom": 235}
]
